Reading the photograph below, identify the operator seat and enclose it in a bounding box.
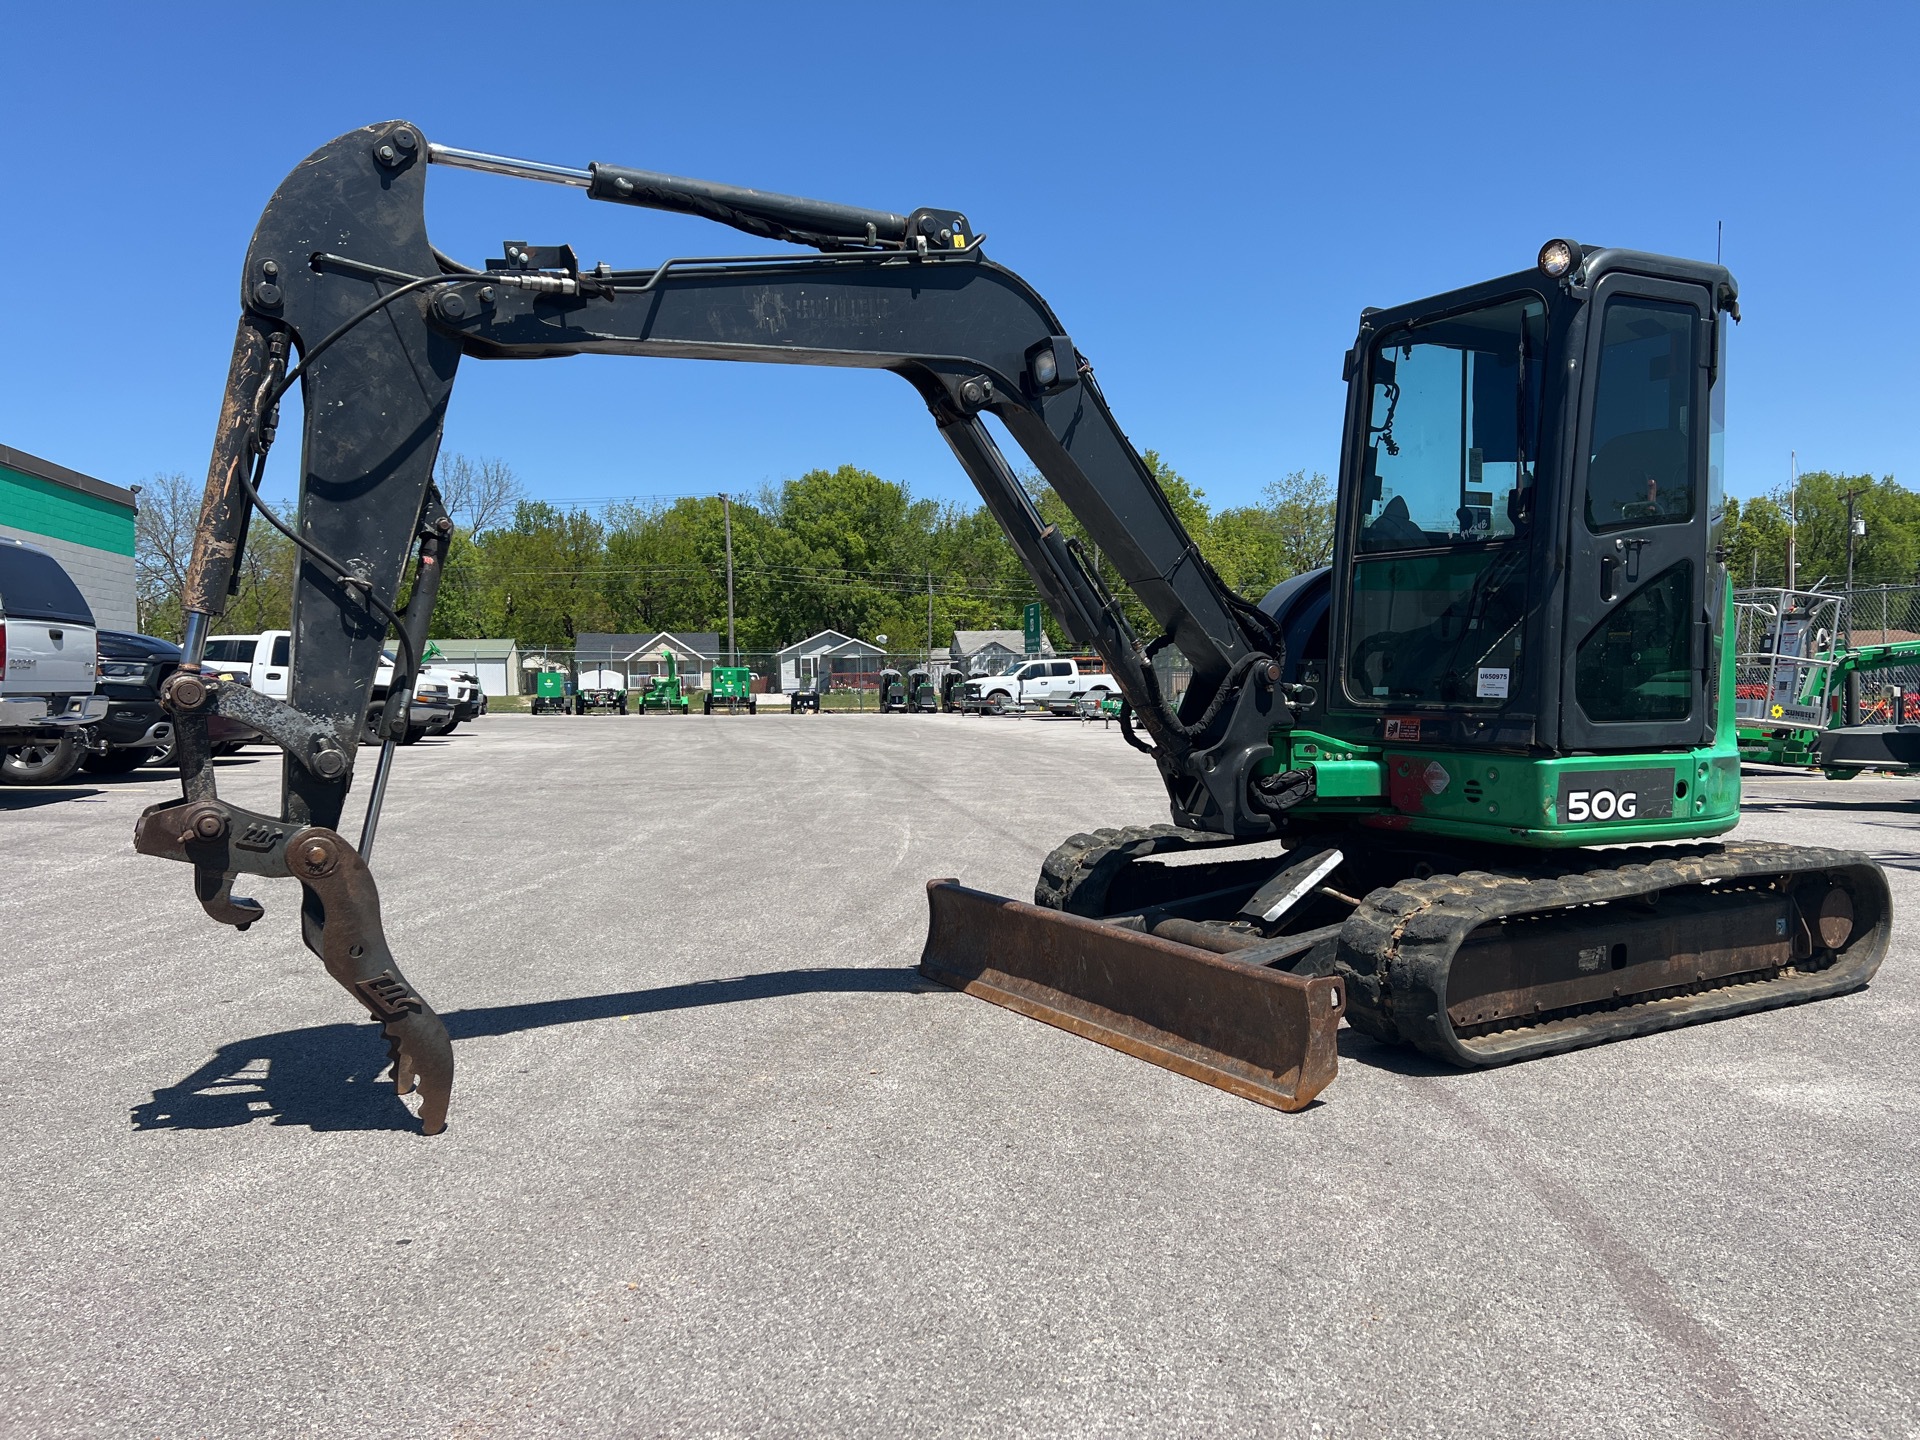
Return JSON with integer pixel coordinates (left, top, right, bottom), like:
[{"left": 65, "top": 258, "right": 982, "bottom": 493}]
[
  {"left": 1362, "top": 494, "right": 1430, "bottom": 550},
  {"left": 1587, "top": 428, "right": 1688, "bottom": 526}
]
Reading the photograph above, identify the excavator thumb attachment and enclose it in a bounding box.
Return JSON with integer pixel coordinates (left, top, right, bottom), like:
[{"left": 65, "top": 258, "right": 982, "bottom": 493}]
[{"left": 919, "top": 880, "right": 1342, "bottom": 1111}]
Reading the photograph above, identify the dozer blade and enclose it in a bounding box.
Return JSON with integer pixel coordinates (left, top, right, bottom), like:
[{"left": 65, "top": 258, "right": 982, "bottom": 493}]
[{"left": 919, "top": 880, "right": 1343, "bottom": 1111}]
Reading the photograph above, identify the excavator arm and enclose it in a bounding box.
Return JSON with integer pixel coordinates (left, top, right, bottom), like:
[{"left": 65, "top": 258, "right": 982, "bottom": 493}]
[{"left": 137, "top": 122, "right": 1339, "bottom": 1133}]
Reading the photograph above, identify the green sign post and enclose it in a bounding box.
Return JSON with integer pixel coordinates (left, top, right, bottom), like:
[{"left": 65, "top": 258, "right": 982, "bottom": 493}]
[{"left": 1023, "top": 601, "right": 1044, "bottom": 657}]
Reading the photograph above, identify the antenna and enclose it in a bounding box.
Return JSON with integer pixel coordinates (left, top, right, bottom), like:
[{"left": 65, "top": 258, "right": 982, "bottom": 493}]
[{"left": 1716, "top": 220, "right": 1723, "bottom": 264}]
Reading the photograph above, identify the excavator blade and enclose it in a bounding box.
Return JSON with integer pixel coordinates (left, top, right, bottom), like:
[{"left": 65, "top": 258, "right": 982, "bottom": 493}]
[{"left": 919, "top": 880, "right": 1343, "bottom": 1111}]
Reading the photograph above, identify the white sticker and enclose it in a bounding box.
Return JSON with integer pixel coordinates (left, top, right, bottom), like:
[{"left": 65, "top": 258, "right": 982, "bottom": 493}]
[
  {"left": 1423, "top": 761, "right": 1450, "bottom": 795},
  {"left": 1477, "top": 666, "right": 1511, "bottom": 699}
]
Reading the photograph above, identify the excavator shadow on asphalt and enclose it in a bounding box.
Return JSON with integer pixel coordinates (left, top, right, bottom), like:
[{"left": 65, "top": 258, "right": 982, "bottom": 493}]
[
  {"left": 129, "top": 963, "right": 1467, "bottom": 1133},
  {"left": 130, "top": 967, "right": 930, "bottom": 1133}
]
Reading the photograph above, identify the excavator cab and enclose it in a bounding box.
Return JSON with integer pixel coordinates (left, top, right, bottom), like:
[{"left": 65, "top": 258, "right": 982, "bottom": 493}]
[{"left": 1264, "top": 244, "right": 1742, "bottom": 844}]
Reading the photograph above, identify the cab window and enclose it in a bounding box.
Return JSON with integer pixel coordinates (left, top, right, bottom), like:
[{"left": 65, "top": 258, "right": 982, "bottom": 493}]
[{"left": 1586, "top": 299, "right": 1696, "bottom": 532}]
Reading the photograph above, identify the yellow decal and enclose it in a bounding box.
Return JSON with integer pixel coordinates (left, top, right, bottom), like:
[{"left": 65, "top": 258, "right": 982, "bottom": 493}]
[{"left": 1770, "top": 704, "right": 1784, "bottom": 718}]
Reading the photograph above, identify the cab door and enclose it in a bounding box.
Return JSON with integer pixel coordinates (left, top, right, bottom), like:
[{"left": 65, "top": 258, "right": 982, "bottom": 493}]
[{"left": 1559, "top": 274, "right": 1718, "bottom": 752}]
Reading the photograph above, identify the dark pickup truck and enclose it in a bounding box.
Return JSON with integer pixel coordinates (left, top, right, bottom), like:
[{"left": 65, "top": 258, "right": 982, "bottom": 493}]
[{"left": 84, "top": 630, "right": 182, "bottom": 773}]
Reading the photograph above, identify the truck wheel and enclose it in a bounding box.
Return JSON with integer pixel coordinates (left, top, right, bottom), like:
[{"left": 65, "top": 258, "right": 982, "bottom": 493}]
[
  {"left": 82, "top": 748, "right": 148, "bottom": 776},
  {"left": 749, "top": 698, "right": 758, "bottom": 715},
  {"left": 1, "top": 736, "right": 85, "bottom": 785},
  {"left": 211, "top": 741, "right": 245, "bottom": 756},
  {"left": 704, "top": 695, "right": 713, "bottom": 715},
  {"left": 988, "top": 692, "right": 1008, "bottom": 715},
  {"left": 144, "top": 733, "right": 178, "bottom": 767}
]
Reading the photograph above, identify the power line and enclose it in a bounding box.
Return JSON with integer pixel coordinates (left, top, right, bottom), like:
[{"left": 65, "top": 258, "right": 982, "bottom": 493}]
[{"left": 463, "top": 567, "right": 1040, "bottom": 601}]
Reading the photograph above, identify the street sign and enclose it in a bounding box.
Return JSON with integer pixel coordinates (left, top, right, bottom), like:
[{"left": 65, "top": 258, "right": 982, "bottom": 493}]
[{"left": 1023, "top": 602, "right": 1044, "bottom": 657}]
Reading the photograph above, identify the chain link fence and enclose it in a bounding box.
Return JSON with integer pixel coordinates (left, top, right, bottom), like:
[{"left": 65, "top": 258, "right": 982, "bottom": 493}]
[
  {"left": 505, "top": 641, "right": 1197, "bottom": 715},
  {"left": 1734, "top": 584, "right": 1920, "bottom": 728}
]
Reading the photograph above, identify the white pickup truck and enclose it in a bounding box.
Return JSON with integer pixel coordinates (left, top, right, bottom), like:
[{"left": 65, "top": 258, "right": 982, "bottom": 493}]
[
  {"left": 0, "top": 537, "right": 109, "bottom": 783},
  {"left": 961, "top": 657, "right": 1117, "bottom": 716},
  {"left": 201, "top": 629, "right": 457, "bottom": 743}
]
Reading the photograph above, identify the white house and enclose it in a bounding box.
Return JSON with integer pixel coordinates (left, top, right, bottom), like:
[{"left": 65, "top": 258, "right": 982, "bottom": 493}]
[
  {"left": 777, "top": 630, "right": 886, "bottom": 692},
  {"left": 575, "top": 631, "right": 720, "bottom": 691}
]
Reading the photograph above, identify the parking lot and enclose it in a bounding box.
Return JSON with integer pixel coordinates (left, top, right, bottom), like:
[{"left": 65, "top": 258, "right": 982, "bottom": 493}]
[{"left": 3, "top": 712, "right": 1915, "bottom": 1438}]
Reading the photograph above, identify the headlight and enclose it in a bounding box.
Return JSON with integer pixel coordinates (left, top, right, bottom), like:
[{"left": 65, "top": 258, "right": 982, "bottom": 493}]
[{"left": 100, "top": 661, "right": 146, "bottom": 678}]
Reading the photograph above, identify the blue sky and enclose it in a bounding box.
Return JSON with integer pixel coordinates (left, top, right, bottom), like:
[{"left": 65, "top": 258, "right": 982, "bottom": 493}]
[{"left": 2, "top": 2, "right": 1911, "bottom": 517}]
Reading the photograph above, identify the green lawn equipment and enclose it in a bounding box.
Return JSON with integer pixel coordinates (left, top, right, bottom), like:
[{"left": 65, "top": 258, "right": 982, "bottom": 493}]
[
  {"left": 575, "top": 686, "right": 628, "bottom": 715},
  {"left": 531, "top": 669, "right": 571, "bottom": 715},
  {"left": 908, "top": 667, "right": 939, "bottom": 711},
  {"left": 704, "top": 666, "right": 758, "bottom": 715},
  {"left": 878, "top": 667, "right": 908, "bottom": 712},
  {"left": 637, "top": 652, "right": 691, "bottom": 715}
]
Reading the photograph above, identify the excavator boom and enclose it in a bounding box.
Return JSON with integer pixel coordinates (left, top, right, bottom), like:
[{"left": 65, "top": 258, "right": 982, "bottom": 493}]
[{"left": 141, "top": 122, "right": 1341, "bottom": 1130}]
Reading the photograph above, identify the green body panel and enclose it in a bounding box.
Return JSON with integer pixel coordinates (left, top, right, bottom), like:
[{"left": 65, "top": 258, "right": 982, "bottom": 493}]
[
  {"left": 710, "top": 666, "right": 752, "bottom": 699},
  {"left": 1272, "top": 585, "right": 1743, "bottom": 848},
  {"left": 535, "top": 671, "right": 566, "bottom": 699},
  {"left": 1737, "top": 725, "right": 1821, "bottom": 767}
]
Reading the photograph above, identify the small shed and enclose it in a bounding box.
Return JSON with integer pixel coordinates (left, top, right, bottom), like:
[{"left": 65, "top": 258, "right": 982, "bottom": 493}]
[
  {"left": 777, "top": 630, "right": 886, "bottom": 692},
  {"left": 951, "top": 628, "right": 1054, "bottom": 676},
  {"left": 423, "top": 638, "right": 521, "bottom": 697}
]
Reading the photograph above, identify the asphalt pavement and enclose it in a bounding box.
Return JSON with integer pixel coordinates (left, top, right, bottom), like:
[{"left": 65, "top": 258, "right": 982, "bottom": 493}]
[{"left": 2, "top": 714, "right": 1915, "bottom": 1439}]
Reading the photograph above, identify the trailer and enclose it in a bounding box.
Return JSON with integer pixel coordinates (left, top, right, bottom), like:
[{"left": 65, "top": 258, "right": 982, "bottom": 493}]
[
  {"left": 704, "top": 666, "right": 757, "bottom": 715},
  {"left": 531, "top": 669, "right": 571, "bottom": 716}
]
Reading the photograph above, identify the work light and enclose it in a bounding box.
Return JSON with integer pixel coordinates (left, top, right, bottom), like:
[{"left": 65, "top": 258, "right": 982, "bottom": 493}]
[{"left": 1538, "top": 238, "right": 1582, "bottom": 278}]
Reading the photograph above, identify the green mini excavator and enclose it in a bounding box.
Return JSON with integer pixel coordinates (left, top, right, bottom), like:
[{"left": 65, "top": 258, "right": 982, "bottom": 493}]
[{"left": 137, "top": 125, "right": 1890, "bottom": 1131}]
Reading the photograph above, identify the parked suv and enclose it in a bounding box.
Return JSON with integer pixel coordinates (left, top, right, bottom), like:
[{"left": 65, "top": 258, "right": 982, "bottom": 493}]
[
  {"left": 0, "top": 536, "right": 107, "bottom": 784},
  {"left": 84, "top": 630, "right": 182, "bottom": 773},
  {"left": 421, "top": 661, "right": 485, "bottom": 725}
]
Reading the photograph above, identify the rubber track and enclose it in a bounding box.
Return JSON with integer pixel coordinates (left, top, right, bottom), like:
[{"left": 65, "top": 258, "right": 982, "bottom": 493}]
[
  {"left": 1335, "top": 840, "right": 1892, "bottom": 1067},
  {"left": 1034, "top": 824, "right": 1248, "bottom": 916}
]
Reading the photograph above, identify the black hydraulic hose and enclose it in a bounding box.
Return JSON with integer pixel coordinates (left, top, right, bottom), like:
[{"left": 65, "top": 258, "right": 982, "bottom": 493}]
[
  {"left": 1117, "top": 697, "right": 1156, "bottom": 756},
  {"left": 232, "top": 443, "right": 419, "bottom": 696},
  {"left": 262, "top": 270, "right": 464, "bottom": 419}
]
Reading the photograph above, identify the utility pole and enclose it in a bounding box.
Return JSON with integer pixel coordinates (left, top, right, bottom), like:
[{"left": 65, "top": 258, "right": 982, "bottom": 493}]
[
  {"left": 1785, "top": 451, "right": 1798, "bottom": 593},
  {"left": 721, "top": 492, "right": 736, "bottom": 666},
  {"left": 1844, "top": 486, "right": 1866, "bottom": 725}
]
